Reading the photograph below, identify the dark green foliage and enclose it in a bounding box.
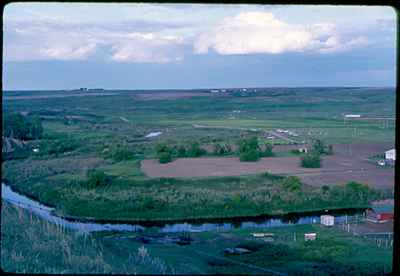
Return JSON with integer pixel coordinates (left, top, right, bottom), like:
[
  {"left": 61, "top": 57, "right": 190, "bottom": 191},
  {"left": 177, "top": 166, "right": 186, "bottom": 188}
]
[
  {"left": 104, "top": 143, "right": 135, "bottom": 162},
  {"left": 326, "top": 144, "right": 334, "bottom": 155},
  {"left": 301, "top": 152, "right": 321, "bottom": 168},
  {"left": 290, "top": 149, "right": 301, "bottom": 155},
  {"left": 213, "top": 143, "right": 232, "bottom": 155},
  {"left": 239, "top": 149, "right": 260, "bottom": 162},
  {"left": 321, "top": 185, "right": 330, "bottom": 194},
  {"left": 312, "top": 138, "right": 326, "bottom": 154},
  {"left": 85, "top": 170, "right": 109, "bottom": 189},
  {"left": 155, "top": 143, "right": 173, "bottom": 163},
  {"left": 238, "top": 137, "right": 260, "bottom": 162},
  {"left": 40, "top": 139, "right": 79, "bottom": 156},
  {"left": 3, "top": 113, "right": 43, "bottom": 140},
  {"left": 158, "top": 152, "right": 172, "bottom": 163},
  {"left": 260, "top": 143, "right": 274, "bottom": 157},
  {"left": 281, "top": 176, "right": 302, "bottom": 192},
  {"left": 312, "top": 138, "right": 333, "bottom": 155},
  {"left": 187, "top": 142, "right": 206, "bottom": 157},
  {"left": 177, "top": 145, "right": 187, "bottom": 157}
]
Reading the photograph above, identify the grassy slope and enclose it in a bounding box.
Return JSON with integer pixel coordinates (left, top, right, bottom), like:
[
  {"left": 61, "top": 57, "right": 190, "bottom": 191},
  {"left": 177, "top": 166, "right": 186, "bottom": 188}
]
[
  {"left": 0, "top": 202, "right": 173, "bottom": 274},
  {"left": 1, "top": 201, "right": 392, "bottom": 274}
]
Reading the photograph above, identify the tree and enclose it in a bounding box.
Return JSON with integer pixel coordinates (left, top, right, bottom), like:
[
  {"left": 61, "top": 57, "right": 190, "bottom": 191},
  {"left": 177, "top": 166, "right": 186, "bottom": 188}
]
[
  {"left": 85, "top": 170, "right": 109, "bottom": 189},
  {"left": 301, "top": 152, "right": 321, "bottom": 168},
  {"left": 3, "top": 113, "right": 43, "bottom": 140},
  {"left": 312, "top": 138, "right": 325, "bottom": 154},
  {"left": 177, "top": 145, "right": 187, "bottom": 157},
  {"left": 155, "top": 143, "right": 173, "bottom": 163},
  {"left": 260, "top": 143, "right": 274, "bottom": 157},
  {"left": 187, "top": 142, "right": 205, "bottom": 157},
  {"left": 238, "top": 137, "right": 261, "bottom": 162},
  {"left": 159, "top": 152, "right": 172, "bottom": 163},
  {"left": 239, "top": 149, "right": 260, "bottom": 162}
]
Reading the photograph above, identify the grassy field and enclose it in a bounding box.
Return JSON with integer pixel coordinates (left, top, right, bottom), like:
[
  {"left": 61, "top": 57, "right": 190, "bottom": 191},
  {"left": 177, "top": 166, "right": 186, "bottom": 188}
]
[
  {"left": 1, "top": 201, "right": 392, "bottom": 274},
  {"left": 2, "top": 87, "right": 395, "bottom": 222}
]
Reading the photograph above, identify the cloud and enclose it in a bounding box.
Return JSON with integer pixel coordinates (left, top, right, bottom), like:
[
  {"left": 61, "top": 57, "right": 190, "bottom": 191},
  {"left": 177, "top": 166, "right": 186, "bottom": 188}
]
[
  {"left": 4, "top": 21, "right": 186, "bottom": 63},
  {"left": 194, "top": 11, "right": 369, "bottom": 55}
]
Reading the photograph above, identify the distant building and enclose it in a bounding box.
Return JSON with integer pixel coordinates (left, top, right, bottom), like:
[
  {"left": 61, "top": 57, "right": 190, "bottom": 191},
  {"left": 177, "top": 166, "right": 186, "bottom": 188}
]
[
  {"left": 366, "top": 208, "right": 394, "bottom": 223},
  {"left": 385, "top": 149, "right": 396, "bottom": 161},
  {"left": 298, "top": 147, "right": 308, "bottom": 153},
  {"left": 345, "top": 114, "right": 361, "bottom": 118},
  {"left": 320, "top": 215, "right": 334, "bottom": 226},
  {"left": 304, "top": 233, "right": 317, "bottom": 241}
]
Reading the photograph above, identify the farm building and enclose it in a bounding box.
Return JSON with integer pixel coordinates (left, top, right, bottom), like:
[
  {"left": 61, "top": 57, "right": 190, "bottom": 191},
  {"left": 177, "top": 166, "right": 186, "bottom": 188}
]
[
  {"left": 298, "top": 147, "right": 308, "bottom": 153},
  {"left": 304, "top": 233, "right": 317, "bottom": 241},
  {"left": 320, "top": 215, "right": 335, "bottom": 226},
  {"left": 345, "top": 114, "right": 361, "bottom": 118},
  {"left": 366, "top": 208, "right": 394, "bottom": 223},
  {"left": 385, "top": 149, "right": 396, "bottom": 161}
]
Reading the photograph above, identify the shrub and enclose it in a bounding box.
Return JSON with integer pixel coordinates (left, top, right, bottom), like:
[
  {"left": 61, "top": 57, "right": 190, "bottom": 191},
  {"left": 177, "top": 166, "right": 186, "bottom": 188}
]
[
  {"left": 301, "top": 152, "right": 321, "bottom": 168},
  {"left": 290, "top": 149, "right": 302, "bottom": 155},
  {"left": 260, "top": 143, "right": 274, "bottom": 157},
  {"left": 177, "top": 145, "right": 187, "bottom": 157},
  {"left": 187, "top": 142, "right": 206, "bottom": 157},
  {"left": 85, "top": 170, "right": 109, "bottom": 189},
  {"left": 239, "top": 149, "right": 260, "bottom": 162},
  {"left": 281, "top": 176, "right": 302, "bottom": 192},
  {"left": 238, "top": 137, "right": 261, "bottom": 162},
  {"left": 158, "top": 152, "right": 172, "bottom": 163}
]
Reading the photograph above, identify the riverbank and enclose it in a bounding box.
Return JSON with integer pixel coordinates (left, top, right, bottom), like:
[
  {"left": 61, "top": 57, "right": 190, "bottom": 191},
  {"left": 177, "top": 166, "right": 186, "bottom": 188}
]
[{"left": 1, "top": 169, "right": 390, "bottom": 223}]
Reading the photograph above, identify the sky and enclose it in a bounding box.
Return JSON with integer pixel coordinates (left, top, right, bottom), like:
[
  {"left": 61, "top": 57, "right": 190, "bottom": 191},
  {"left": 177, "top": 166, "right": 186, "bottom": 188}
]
[{"left": 3, "top": 3, "right": 397, "bottom": 90}]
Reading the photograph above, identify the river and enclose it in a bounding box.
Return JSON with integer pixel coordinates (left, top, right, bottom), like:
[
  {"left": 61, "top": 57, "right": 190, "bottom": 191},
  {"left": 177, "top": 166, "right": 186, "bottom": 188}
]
[{"left": 1, "top": 183, "right": 365, "bottom": 233}]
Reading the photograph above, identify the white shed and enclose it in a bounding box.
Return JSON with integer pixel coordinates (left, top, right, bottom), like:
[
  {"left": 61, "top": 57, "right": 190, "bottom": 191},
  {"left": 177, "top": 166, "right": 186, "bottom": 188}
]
[
  {"left": 385, "top": 149, "right": 396, "bottom": 161},
  {"left": 304, "top": 233, "right": 317, "bottom": 241},
  {"left": 320, "top": 215, "right": 334, "bottom": 226}
]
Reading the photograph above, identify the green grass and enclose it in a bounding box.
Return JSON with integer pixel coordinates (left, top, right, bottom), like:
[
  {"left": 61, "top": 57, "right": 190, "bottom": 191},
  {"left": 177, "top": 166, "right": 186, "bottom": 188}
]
[{"left": 0, "top": 201, "right": 173, "bottom": 274}]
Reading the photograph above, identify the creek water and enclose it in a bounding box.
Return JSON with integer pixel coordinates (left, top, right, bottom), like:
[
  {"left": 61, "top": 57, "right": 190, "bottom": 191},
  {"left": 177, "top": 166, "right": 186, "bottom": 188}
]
[{"left": 2, "top": 183, "right": 365, "bottom": 233}]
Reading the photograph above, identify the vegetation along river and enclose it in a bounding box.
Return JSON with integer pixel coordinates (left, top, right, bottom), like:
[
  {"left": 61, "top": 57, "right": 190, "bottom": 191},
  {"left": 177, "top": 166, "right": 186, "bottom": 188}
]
[{"left": 1, "top": 183, "right": 365, "bottom": 233}]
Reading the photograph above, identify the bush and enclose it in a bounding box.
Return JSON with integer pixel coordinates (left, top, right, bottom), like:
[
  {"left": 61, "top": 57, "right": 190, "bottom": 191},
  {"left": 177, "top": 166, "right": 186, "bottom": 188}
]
[
  {"left": 239, "top": 149, "right": 260, "bottom": 162},
  {"left": 108, "top": 144, "right": 134, "bottom": 162},
  {"left": 301, "top": 152, "right": 321, "bottom": 168},
  {"left": 85, "top": 170, "right": 109, "bottom": 189},
  {"left": 238, "top": 137, "right": 261, "bottom": 162},
  {"left": 187, "top": 142, "right": 206, "bottom": 157},
  {"left": 158, "top": 152, "right": 172, "bottom": 163},
  {"left": 281, "top": 176, "right": 302, "bottom": 192},
  {"left": 214, "top": 143, "right": 232, "bottom": 156},
  {"left": 260, "top": 143, "right": 274, "bottom": 157},
  {"left": 177, "top": 145, "right": 187, "bottom": 157}
]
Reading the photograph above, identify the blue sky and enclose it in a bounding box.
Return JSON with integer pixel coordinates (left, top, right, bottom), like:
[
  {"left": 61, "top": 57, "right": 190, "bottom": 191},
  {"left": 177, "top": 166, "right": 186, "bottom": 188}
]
[{"left": 3, "top": 3, "right": 397, "bottom": 90}]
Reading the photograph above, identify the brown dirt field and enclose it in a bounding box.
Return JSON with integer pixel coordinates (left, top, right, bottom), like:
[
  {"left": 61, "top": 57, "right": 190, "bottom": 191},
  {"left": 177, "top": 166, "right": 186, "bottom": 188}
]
[{"left": 141, "top": 143, "right": 394, "bottom": 189}]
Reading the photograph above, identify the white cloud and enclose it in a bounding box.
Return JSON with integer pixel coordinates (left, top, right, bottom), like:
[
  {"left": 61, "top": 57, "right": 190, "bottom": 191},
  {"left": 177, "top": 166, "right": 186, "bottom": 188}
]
[
  {"left": 194, "top": 11, "right": 369, "bottom": 55},
  {"left": 4, "top": 21, "right": 186, "bottom": 63}
]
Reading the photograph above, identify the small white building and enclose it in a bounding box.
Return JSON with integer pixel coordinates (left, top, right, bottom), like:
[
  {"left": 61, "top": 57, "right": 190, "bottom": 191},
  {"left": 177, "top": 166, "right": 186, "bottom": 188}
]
[
  {"left": 320, "top": 215, "right": 335, "bottom": 226},
  {"left": 345, "top": 114, "right": 361, "bottom": 118},
  {"left": 385, "top": 149, "right": 396, "bottom": 161},
  {"left": 298, "top": 147, "right": 308, "bottom": 153},
  {"left": 304, "top": 233, "right": 317, "bottom": 241},
  {"left": 32, "top": 148, "right": 39, "bottom": 153}
]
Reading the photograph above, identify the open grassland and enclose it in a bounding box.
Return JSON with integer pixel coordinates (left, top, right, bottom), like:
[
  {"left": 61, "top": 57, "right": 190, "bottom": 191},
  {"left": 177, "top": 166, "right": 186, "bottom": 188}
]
[{"left": 2, "top": 87, "right": 395, "bottom": 222}]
